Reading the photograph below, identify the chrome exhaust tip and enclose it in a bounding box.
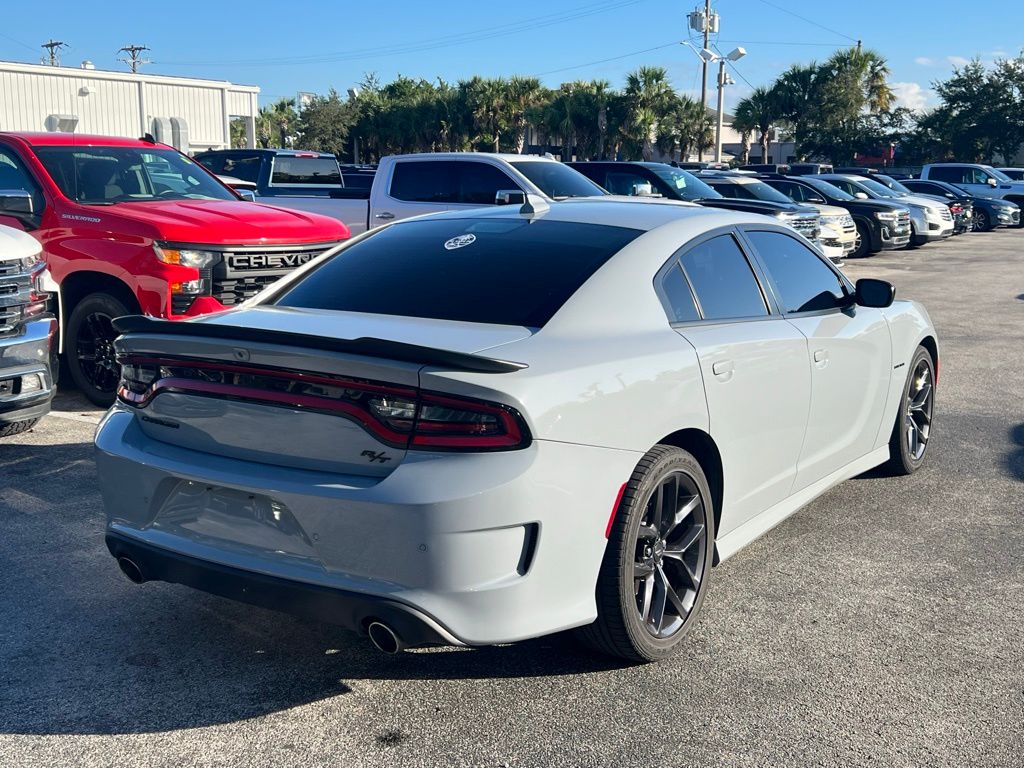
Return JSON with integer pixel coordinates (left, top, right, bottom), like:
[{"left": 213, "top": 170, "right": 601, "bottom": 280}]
[
  {"left": 117, "top": 556, "right": 145, "bottom": 584},
  {"left": 367, "top": 621, "right": 404, "bottom": 654}
]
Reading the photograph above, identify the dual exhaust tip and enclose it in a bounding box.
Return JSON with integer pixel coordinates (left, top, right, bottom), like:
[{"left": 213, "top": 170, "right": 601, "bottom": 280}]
[{"left": 117, "top": 556, "right": 408, "bottom": 655}]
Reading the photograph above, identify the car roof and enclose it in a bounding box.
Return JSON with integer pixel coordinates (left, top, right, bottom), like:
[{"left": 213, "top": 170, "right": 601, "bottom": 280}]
[
  {"left": 400, "top": 197, "right": 756, "bottom": 232},
  {"left": 383, "top": 152, "right": 558, "bottom": 163},
  {"left": 0, "top": 132, "right": 161, "bottom": 148},
  {"left": 197, "top": 148, "right": 335, "bottom": 158}
]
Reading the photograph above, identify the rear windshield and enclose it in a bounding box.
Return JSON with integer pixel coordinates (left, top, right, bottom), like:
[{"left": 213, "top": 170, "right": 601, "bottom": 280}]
[
  {"left": 274, "top": 217, "right": 641, "bottom": 327},
  {"left": 271, "top": 156, "right": 342, "bottom": 186}
]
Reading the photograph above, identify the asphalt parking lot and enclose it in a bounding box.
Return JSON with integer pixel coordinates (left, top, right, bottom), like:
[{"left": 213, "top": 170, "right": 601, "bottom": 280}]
[{"left": 1, "top": 231, "right": 1022, "bottom": 768}]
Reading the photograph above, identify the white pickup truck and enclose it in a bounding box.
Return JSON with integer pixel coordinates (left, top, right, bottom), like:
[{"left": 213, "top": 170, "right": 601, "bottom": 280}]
[{"left": 206, "top": 152, "right": 609, "bottom": 235}]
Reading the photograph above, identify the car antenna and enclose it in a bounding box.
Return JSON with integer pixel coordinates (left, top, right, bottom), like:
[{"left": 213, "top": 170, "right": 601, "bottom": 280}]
[{"left": 140, "top": 133, "right": 157, "bottom": 144}]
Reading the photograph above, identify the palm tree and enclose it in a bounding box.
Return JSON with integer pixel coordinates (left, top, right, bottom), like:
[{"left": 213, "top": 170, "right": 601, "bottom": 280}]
[
  {"left": 505, "top": 76, "right": 545, "bottom": 153},
  {"left": 774, "top": 63, "right": 820, "bottom": 156},
  {"left": 257, "top": 98, "right": 297, "bottom": 148},
  {"left": 734, "top": 86, "right": 783, "bottom": 163},
  {"left": 730, "top": 109, "right": 755, "bottom": 164},
  {"left": 656, "top": 95, "right": 707, "bottom": 162},
  {"left": 623, "top": 66, "right": 675, "bottom": 160}
]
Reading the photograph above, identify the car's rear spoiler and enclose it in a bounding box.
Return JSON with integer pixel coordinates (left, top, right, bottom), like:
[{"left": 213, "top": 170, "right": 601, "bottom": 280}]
[{"left": 112, "top": 315, "right": 527, "bottom": 374}]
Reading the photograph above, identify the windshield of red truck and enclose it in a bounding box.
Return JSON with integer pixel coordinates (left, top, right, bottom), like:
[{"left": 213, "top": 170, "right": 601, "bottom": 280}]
[{"left": 34, "top": 146, "right": 236, "bottom": 204}]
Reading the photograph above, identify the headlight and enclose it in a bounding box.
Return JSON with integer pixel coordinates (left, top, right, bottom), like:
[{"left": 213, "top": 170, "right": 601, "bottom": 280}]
[
  {"left": 18, "top": 250, "right": 42, "bottom": 271},
  {"left": 874, "top": 211, "right": 898, "bottom": 221},
  {"left": 153, "top": 244, "right": 218, "bottom": 268}
]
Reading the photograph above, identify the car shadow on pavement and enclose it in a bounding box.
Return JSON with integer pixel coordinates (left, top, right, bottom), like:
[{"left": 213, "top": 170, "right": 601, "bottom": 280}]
[
  {"left": 0, "top": 439, "right": 629, "bottom": 737},
  {"left": 1007, "top": 423, "right": 1024, "bottom": 482}
]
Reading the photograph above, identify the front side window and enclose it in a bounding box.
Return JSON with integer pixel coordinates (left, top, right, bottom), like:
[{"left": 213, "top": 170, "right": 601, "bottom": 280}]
[
  {"left": 508, "top": 161, "right": 606, "bottom": 199},
  {"left": 454, "top": 163, "right": 520, "bottom": 205},
  {"left": 706, "top": 180, "right": 757, "bottom": 200},
  {"left": 34, "top": 146, "right": 235, "bottom": 203},
  {"left": 389, "top": 161, "right": 458, "bottom": 203},
  {"left": 747, "top": 230, "right": 846, "bottom": 314},
  {"left": 0, "top": 147, "right": 44, "bottom": 214},
  {"left": 678, "top": 234, "right": 767, "bottom": 320},
  {"left": 274, "top": 217, "right": 642, "bottom": 327}
]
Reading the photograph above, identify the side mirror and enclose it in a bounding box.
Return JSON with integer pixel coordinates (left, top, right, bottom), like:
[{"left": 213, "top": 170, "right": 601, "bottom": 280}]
[
  {"left": 810, "top": 196, "right": 826, "bottom": 204},
  {"left": 236, "top": 190, "right": 256, "bottom": 202},
  {"left": 0, "top": 189, "right": 34, "bottom": 216},
  {"left": 855, "top": 278, "right": 895, "bottom": 308},
  {"left": 495, "top": 189, "right": 526, "bottom": 206},
  {"left": 854, "top": 191, "right": 869, "bottom": 200},
  {"left": 986, "top": 177, "right": 998, "bottom": 187}
]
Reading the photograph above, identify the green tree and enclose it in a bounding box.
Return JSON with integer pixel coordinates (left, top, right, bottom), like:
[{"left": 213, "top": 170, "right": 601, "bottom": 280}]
[
  {"left": 295, "top": 90, "right": 355, "bottom": 156},
  {"left": 622, "top": 66, "right": 675, "bottom": 160},
  {"left": 257, "top": 98, "right": 298, "bottom": 148},
  {"left": 734, "top": 86, "right": 784, "bottom": 163}
]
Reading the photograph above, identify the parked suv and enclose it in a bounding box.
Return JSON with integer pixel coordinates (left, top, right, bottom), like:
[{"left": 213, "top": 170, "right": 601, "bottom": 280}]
[
  {"left": 566, "top": 162, "right": 822, "bottom": 247},
  {"left": 758, "top": 174, "right": 912, "bottom": 258},
  {"left": 0, "top": 223, "right": 56, "bottom": 437},
  {"left": 0, "top": 133, "right": 348, "bottom": 405},
  {"left": 919, "top": 164, "right": 1024, "bottom": 225}
]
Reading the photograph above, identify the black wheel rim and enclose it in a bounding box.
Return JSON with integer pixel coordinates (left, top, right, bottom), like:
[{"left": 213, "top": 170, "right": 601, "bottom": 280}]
[
  {"left": 973, "top": 211, "right": 988, "bottom": 231},
  {"left": 633, "top": 471, "right": 707, "bottom": 639},
  {"left": 905, "top": 358, "right": 934, "bottom": 461},
  {"left": 75, "top": 312, "right": 120, "bottom": 393}
]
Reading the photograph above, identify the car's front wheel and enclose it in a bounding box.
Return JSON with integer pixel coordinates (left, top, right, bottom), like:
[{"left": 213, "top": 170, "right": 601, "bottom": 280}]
[
  {"left": 852, "top": 221, "right": 872, "bottom": 258},
  {"left": 66, "top": 293, "right": 131, "bottom": 407},
  {"left": 886, "top": 346, "right": 936, "bottom": 475},
  {"left": 973, "top": 209, "right": 992, "bottom": 232},
  {"left": 579, "top": 445, "right": 715, "bottom": 662}
]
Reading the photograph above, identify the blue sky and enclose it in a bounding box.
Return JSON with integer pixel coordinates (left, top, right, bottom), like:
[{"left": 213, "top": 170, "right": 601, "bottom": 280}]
[{"left": 2, "top": 0, "right": 1020, "bottom": 112}]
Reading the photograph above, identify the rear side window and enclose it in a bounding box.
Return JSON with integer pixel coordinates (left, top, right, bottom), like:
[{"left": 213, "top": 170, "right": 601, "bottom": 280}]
[
  {"left": 605, "top": 171, "right": 656, "bottom": 196},
  {"left": 270, "top": 156, "right": 341, "bottom": 185},
  {"left": 928, "top": 166, "right": 965, "bottom": 184},
  {"left": 658, "top": 265, "right": 700, "bottom": 323},
  {"left": 221, "top": 154, "right": 262, "bottom": 184},
  {"left": 274, "top": 217, "right": 642, "bottom": 327},
  {"left": 679, "top": 235, "right": 767, "bottom": 320},
  {"left": 389, "top": 161, "right": 458, "bottom": 203},
  {"left": 747, "top": 230, "right": 846, "bottom": 313}
]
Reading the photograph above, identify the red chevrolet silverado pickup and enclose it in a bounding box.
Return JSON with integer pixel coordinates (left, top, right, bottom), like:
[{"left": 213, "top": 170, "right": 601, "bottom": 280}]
[{"left": 0, "top": 132, "right": 348, "bottom": 405}]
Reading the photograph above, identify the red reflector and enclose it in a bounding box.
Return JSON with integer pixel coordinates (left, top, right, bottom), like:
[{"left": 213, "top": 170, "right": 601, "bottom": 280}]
[{"left": 605, "top": 483, "right": 627, "bottom": 538}]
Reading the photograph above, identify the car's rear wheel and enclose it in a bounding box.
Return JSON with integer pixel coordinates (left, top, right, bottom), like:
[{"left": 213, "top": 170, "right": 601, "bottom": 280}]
[
  {"left": 852, "top": 221, "right": 872, "bottom": 257},
  {"left": 579, "top": 445, "right": 715, "bottom": 662},
  {"left": 886, "top": 346, "right": 935, "bottom": 475},
  {"left": 973, "top": 209, "right": 992, "bottom": 232},
  {"left": 66, "top": 293, "right": 130, "bottom": 407}
]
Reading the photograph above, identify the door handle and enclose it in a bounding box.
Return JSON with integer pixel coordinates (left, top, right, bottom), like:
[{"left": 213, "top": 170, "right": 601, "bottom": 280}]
[
  {"left": 374, "top": 212, "right": 395, "bottom": 220},
  {"left": 813, "top": 348, "right": 829, "bottom": 368},
  {"left": 712, "top": 360, "right": 734, "bottom": 378}
]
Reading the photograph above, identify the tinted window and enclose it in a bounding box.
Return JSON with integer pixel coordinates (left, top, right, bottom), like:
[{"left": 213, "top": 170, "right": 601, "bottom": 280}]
[
  {"left": 907, "top": 181, "right": 948, "bottom": 197},
  {"left": 34, "top": 147, "right": 234, "bottom": 203},
  {"left": 509, "top": 161, "right": 606, "bottom": 199},
  {"left": 928, "top": 166, "right": 965, "bottom": 184},
  {"left": 605, "top": 171, "right": 658, "bottom": 196},
  {"left": 705, "top": 180, "right": 757, "bottom": 200},
  {"left": 649, "top": 166, "right": 722, "bottom": 200},
  {"left": 271, "top": 156, "right": 341, "bottom": 185},
  {"left": 823, "top": 178, "right": 861, "bottom": 197},
  {"left": 221, "top": 154, "right": 262, "bottom": 184},
  {"left": 195, "top": 153, "right": 225, "bottom": 174},
  {"left": 389, "top": 161, "right": 458, "bottom": 203},
  {"left": 658, "top": 265, "right": 700, "bottom": 323},
  {"left": 0, "top": 147, "right": 44, "bottom": 214},
  {"left": 274, "top": 217, "right": 641, "bottom": 327},
  {"left": 455, "top": 162, "right": 520, "bottom": 205},
  {"left": 747, "top": 230, "right": 846, "bottom": 313},
  {"left": 679, "top": 235, "right": 767, "bottom": 320},
  {"left": 803, "top": 177, "right": 855, "bottom": 201}
]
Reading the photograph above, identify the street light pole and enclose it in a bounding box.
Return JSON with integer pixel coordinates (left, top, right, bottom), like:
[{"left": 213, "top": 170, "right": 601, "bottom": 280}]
[{"left": 715, "top": 60, "right": 727, "bottom": 163}]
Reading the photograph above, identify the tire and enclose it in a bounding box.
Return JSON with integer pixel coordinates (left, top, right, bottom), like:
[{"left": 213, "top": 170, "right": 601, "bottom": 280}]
[
  {"left": 0, "top": 418, "right": 39, "bottom": 437},
  {"left": 852, "top": 221, "right": 872, "bottom": 258},
  {"left": 65, "top": 293, "right": 131, "bottom": 407},
  {"left": 973, "top": 209, "right": 992, "bottom": 232},
  {"left": 885, "top": 346, "right": 935, "bottom": 475},
  {"left": 577, "top": 445, "right": 715, "bottom": 662}
]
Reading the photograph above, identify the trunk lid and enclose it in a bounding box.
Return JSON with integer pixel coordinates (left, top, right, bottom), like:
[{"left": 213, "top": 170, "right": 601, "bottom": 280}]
[{"left": 113, "top": 308, "right": 531, "bottom": 477}]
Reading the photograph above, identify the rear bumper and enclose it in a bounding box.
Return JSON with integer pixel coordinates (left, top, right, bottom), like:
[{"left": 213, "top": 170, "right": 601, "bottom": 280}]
[
  {"left": 96, "top": 408, "right": 641, "bottom": 646},
  {"left": 105, "top": 531, "right": 459, "bottom": 647},
  {"left": 0, "top": 316, "right": 56, "bottom": 425}
]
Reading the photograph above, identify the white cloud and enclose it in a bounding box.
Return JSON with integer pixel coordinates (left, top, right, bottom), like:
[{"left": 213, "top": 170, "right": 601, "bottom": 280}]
[
  {"left": 890, "top": 82, "right": 933, "bottom": 112},
  {"left": 914, "top": 57, "right": 934, "bottom": 66},
  {"left": 947, "top": 55, "right": 971, "bottom": 67}
]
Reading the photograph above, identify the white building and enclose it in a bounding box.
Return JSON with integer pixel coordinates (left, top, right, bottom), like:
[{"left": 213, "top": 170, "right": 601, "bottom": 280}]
[{"left": 0, "top": 59, "right": 259, "bottom": 152}]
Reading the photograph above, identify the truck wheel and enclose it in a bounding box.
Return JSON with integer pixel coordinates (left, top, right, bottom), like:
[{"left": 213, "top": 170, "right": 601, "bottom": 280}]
[
  {"left": 577, "top": 445, "right": 715, "bottom": 662},
  {"left": 66, "top": 293, "right": 130, "bottom": 407},
  {"left": 0, "top": 418, "right": 39, "bottom": 437}
]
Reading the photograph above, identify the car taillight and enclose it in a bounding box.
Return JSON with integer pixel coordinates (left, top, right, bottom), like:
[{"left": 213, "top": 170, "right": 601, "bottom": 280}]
[{"left": 117, "top": 357, "right": 531, "bottom": 452}]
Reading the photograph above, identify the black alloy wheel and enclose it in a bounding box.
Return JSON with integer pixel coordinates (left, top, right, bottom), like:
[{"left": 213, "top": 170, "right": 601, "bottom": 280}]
[
  {"left": 887, "top": 346, "right": 936, "bottom": 475},
  {"left": 579, "top": 445, "right": 715, "bottom": 662},
  {"left": 66, "top": 293, "right": 131, "bottom": 407},
  {"left": 973, "top": 209, "right": 992, "bottom": 232}
]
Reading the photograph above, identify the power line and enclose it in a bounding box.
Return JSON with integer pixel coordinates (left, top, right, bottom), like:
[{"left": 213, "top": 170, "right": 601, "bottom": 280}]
[
  {"left": 534, "top": 42, "right": 680, "bottom": 77},
  {"left": 41, "top": 39, "right": 68, "bottom": 66},
  {"left": 162, "top": 1, "right": 644, "bottom": 67},
  {"left": 752, "top": 0, "right": 858, "bottom": 43},
  {"left": 0, "top": 31, "right": 37, "bottom": 54},
  {"left": 716, "top": 38, "right": 843, "bottom": 47}
]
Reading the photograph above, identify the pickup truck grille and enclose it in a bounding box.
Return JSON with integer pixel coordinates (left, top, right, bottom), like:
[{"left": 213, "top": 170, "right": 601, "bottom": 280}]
[
  {"left": 0, "top": 261, "right": 32, "bottom": 336},
  {"left": 209, "top": 242, "right": 342, "bottom": 307}
]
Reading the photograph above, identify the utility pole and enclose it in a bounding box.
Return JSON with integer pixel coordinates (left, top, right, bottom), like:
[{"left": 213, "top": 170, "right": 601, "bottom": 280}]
[
  {"left": 688, "top": 1, "right": 718, "bottom": 161},
  {"left": 41, "top": 40, "right": 67, "bottom": 67},
  {"left": 118, "top": 44, "right": 151, "bottom": 73}
]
